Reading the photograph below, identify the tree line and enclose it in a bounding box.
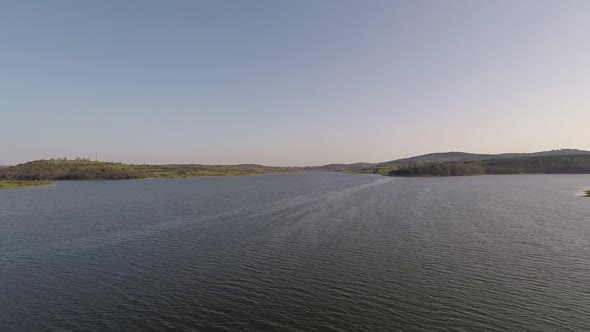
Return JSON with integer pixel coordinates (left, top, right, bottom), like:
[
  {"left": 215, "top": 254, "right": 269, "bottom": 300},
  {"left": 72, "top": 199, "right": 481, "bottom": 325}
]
[{"left": 387, "top": 155, "right": 590, "bottom": 176}]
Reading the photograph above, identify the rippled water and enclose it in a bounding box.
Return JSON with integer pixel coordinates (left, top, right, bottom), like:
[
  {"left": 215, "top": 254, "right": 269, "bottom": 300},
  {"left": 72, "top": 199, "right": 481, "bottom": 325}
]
[{"left": 2, "top": 173, "right": 590, "bottom": 331}]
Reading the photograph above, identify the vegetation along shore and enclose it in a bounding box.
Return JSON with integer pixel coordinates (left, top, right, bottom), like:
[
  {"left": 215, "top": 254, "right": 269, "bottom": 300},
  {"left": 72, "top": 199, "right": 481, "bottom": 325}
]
[
  {"left": 3, "top": 150, "right": 590, "bottom": 185},
  {"left": 353, "top": 155, "right": 590, "bottom": 177},
  {"left": 0, "top": 180, "right": 53, "bottom": 190},
  {"left": 0, "top": 159, "right": 298, "bottom": 182}
]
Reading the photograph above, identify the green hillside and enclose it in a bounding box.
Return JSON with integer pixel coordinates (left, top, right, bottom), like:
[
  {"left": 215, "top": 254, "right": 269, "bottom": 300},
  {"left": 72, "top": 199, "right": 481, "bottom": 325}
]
[
  {"left": 387, "top": 155, "right": 590, "bottom": 177},
  {"left": 307, "top": 149, "right": 590, "bottom": 172},
  {"left": 376, "top": 149, "right": 590, "bottom": 167},
  {"left": 0, "top": 159, "right": 297, "bottom": 181}
]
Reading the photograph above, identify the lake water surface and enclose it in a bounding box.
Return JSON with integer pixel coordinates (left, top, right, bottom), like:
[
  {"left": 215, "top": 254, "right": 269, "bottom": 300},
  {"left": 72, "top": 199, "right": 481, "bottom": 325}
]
[{"left": 2, "top": 173, "right": 590, "bottom": 331}]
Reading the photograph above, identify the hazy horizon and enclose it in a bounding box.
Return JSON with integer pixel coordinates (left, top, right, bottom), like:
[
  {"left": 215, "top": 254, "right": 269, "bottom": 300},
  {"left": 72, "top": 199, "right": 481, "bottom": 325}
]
[{"left": 2, "top": 1, "right": 590, "bottom": 166}]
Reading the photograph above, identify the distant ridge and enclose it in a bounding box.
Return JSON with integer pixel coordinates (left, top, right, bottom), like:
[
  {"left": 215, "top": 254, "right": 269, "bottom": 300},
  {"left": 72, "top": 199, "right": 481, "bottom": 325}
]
[
  {"left": 375, "top": 149, "right": 590, "bottom": 167},
  {"left": 3, "top": 149, "right": 590, "bottom": 179},
  {"left": 306, "top": 163, "right": 375, "bottom": 172},
  {"left": 387, "top": 155, "right": 590, "bottom": 177},
  {"left": 308, "top": 149, "right": 590, "bottom": 171}
]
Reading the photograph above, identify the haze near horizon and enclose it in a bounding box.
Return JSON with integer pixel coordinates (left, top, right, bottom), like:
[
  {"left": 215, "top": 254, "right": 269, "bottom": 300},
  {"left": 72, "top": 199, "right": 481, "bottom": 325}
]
[{"left": 2, "top": 0, "right": 589, "bottom": 166}]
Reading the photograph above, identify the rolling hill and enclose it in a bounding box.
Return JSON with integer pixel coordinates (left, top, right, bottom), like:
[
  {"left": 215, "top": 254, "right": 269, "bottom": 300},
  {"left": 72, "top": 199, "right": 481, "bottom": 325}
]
[
  {"left": 305, "top": 163, "right": 376, "bottom": 172},
  {"left": 3, "top": 149, "right": 590, "bottom": 181},
  {"left": 388, "top": 155, "right": 590, "bottom": 177},
  {"left": 376, "top": 149, "right": 590, "bottom": 167},
  {"left": 0, "top": 159, "right": 298, "bottom": 181}
]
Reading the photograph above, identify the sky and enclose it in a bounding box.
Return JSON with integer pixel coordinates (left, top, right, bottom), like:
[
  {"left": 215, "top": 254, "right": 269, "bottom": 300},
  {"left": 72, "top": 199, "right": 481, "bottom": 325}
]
[{"left": 1, "top": 0, "right": 589, "bottom": 166}]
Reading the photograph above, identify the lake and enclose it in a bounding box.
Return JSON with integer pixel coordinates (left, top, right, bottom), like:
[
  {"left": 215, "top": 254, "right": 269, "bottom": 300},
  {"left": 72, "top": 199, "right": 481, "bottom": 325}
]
[{"left": 2, "top": 173, "right": 590, "bottom": 331}]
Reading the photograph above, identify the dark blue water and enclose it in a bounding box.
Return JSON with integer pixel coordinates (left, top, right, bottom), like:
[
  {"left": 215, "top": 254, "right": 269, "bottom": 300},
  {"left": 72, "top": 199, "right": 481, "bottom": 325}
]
[{"left": 2, "top": 173, "right": 590, "bottom": 331}]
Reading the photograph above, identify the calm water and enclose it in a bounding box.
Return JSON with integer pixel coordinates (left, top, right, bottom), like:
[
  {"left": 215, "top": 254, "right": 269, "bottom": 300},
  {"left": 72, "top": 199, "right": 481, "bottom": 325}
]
[{"left": 2, "top": 173, "right": 590, "bottom": 331}]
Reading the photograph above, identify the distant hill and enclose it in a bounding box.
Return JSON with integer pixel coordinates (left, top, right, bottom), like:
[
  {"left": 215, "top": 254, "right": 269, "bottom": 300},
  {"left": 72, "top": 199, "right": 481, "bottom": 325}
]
[
  {"left": 4, "top": 149, "right": 590, "bottom": 181},
  {"left": 0, "top": 159, "right": 298, "bottom": 181},
  {"left": 376, "top": 149, "right": 590, "bottom": 167},
  {"left": 307, "top": 149, "right": 590, "bottom": 173},
  {"left": 388, "top": 155, "right": 590, "bottom": 177},
  {"left": 305, "top": 163, "right": 375, "bottom": 172}
]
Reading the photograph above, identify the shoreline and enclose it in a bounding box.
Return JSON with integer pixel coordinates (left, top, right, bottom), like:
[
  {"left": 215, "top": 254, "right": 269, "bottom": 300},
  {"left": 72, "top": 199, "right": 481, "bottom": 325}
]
[
  {"left": 0, "top": 180, "right": 54, "bottom": 190},
  {"left": 0, "top": 171, "right": 306, "bottom": 187}
]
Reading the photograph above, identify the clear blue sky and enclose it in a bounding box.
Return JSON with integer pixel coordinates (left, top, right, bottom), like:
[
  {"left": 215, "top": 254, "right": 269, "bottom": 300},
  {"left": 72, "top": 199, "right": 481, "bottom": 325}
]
[{"left": 2, "top": 0, "right": 589, "bottom": 165}]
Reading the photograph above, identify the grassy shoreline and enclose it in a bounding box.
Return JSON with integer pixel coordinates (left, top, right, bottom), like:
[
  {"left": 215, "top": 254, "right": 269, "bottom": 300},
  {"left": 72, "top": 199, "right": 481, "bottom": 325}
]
[
  {"left": 584, "top": 190, "right": 590, "bottom": 197},
  {"left": 0, "top": 180, "right": 54, "bottom": 190}
]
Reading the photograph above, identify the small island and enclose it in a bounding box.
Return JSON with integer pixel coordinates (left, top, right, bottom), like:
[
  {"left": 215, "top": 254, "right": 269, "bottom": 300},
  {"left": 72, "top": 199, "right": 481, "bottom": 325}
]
[
  {"left": 584, "top": 190, "right": 590, "bottom": 198},
  {"left": 0, "top": 180, "right": 53, "bottom": 190}
]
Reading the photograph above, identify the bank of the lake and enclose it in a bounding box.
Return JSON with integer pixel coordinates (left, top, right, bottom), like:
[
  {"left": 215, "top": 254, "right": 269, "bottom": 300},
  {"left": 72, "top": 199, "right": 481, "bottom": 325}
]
[{"left": 0, "top": 180, "right": 53, "bottom": 190}]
